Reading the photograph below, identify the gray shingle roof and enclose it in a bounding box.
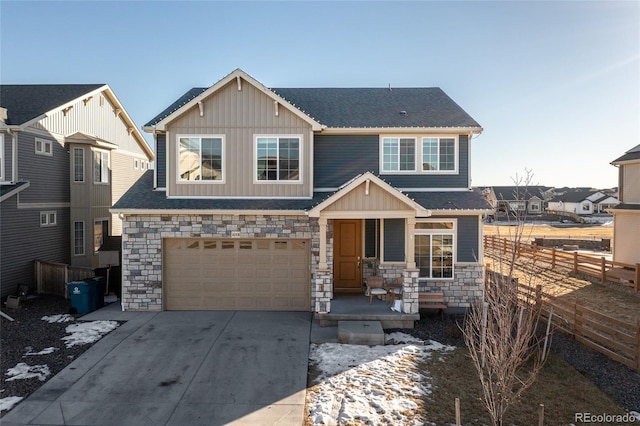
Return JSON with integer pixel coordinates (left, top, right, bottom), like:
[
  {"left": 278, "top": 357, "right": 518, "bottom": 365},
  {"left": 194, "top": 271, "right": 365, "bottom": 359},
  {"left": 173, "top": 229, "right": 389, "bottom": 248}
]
[
  {"left": 114, "top": 171, "right": 489, "bottom": 212},
  {"left": 612, "top": 144, "right": 640, "bottom": 164},
  {"left": 144, "top": 86, "right": 481, "bottom": 130},
  {"left": 0, "top": 84, "right": 104, "bottom": 125},
  {"left": 491, "top": 186, "right": 550, "bottom": 201}
]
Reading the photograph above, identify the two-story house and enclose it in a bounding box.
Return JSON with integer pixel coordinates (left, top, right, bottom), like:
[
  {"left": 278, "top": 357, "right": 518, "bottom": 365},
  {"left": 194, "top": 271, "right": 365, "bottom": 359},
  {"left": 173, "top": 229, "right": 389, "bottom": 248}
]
[
  {"left": 485, "top": 186, "right": 551, "bottom": 217},
  {"left": 610, "top": 144, "right": 640, "bottom": 265},
  {"left": 0, "top": 84, "right": 154, "bottom": 299},
  {"left": 112, "top": 69, "right": 487, "bottom": 316}
]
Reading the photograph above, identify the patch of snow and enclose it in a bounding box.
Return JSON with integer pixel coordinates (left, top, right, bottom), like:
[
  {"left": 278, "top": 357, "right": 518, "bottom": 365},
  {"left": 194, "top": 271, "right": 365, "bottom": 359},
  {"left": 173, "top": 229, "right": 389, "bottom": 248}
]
[
  {"left": 0, "top": 396, "right": 23, "bottom": 412},
  {"left": 61, "top": 320, "right": 119, "bottom": 348},
  {"left": 5, "top": 363, "right": 50, "bottom": 381},
  {"left": 41, "top": 314, "right": 74, "bottom": 323},
  {"left": 24, "top": 346, "right": 59, "bottom": 356},
  {"left": 307, "top": 337, "right": 455, "bottom": 425}
]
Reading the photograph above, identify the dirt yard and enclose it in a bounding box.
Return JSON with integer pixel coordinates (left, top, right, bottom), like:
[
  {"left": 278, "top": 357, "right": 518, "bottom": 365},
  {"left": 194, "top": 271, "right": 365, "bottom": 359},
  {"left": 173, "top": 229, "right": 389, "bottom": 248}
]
[{"left": 484, "top": 222, "right": 614, "bottom": 240}]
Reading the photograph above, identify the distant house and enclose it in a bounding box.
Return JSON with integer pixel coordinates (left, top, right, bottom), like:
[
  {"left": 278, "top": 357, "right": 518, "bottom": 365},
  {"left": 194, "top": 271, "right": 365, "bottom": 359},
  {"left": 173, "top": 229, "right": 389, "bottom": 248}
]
[
  {"left": 547, "top": 189, "right": 619, "bottom": 216},
  {"left": 610, "top": 144, "right": 640, "bottom": 265},
  {"left": 485, "top": 186, "right": 551, "bottom": 216},
  {"left": 0, "top": 84, "right": 154, "bottom": 299}
]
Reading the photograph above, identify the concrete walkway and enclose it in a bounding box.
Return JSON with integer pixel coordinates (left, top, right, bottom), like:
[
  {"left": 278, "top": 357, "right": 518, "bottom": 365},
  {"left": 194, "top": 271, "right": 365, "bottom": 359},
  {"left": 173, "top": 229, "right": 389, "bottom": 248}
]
[{"left": 2, "top": 305, "right": 312, "bottom": 426}]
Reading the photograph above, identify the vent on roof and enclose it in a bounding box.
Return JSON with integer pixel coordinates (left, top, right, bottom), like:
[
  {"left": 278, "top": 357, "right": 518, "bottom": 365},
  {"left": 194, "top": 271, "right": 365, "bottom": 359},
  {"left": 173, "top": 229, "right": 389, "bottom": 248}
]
[{"left": 399, "top": 111, "right": 407, "bottom": 116}]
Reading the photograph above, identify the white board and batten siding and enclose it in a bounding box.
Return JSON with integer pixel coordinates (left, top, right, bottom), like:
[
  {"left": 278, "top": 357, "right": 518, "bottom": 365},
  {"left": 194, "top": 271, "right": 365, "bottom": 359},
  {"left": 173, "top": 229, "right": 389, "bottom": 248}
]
[{"left": 166, "top": 80, "right": 313, "bottom": 198}]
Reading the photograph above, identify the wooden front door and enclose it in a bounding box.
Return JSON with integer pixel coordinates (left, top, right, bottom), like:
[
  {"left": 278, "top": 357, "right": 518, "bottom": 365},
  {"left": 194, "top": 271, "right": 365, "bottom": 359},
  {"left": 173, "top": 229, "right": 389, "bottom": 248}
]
[{"left": 333, "top": 219, "right": 363, "bottom": 293}]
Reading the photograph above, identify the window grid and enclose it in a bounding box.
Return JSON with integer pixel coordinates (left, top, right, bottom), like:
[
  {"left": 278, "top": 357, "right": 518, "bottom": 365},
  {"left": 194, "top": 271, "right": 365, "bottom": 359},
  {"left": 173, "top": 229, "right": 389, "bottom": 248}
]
[
  {"left": 178, "top": 136, "right": 223, "bottom": 181},
  {"left": 35, "top": 138, "right": 53, "bottom": 156},
  {"left": 74, "top": 148, "right": 84, "bottom": 182},
  {"left": 382, "top": 138, "right": 415, "bottom": 171},
  {"left": 40, "top": 211, "right": 57, "bottom": 227},
  {"left": 74, "top": 221, "right": 85, "bottom": 256},
  {"left": 421, "top": 137, "right": 455, "bottom": 171},
  {"left": 256, "top": 137, "right": 300, "bottom": 181}
]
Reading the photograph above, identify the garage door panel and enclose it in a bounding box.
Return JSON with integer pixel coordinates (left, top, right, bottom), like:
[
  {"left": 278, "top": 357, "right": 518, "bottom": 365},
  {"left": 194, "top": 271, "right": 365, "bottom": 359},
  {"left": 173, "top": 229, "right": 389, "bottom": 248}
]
[{"left": 164, "top": 238, "right": 310, "bottom": 311}]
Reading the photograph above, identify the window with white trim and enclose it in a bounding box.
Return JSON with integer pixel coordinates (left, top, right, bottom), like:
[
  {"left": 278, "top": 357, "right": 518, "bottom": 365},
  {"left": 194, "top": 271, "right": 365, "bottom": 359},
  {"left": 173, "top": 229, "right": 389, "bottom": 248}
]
[
  {"left": 133, "top": 158, "right": 139, "bottom": 170},
  {"left": 94, "top": 219, "right": 108, "bottom": 253},
  {"left": 74, "top": 221, "right": 85, "bottom": 256},
  {"left": 94, "top": 150, "right": 109, "bottom": 183},
  {"left": 381, "top": 137, "right": 415, "bottom": 172},
  {"left": 178, "top": 136, "right": 223, "bottom": 181},
  {"left": 73, "top": 148, "right": 84, "bottom": 182},
  {"left": 0, "top": 133, "right": 4, "bottom": 181},
  {"left": 256, "top": 136, "right": 300, "bottom": 181},
  {"left": 415, "top": 220, "right": 455, "bottom": 279},
  {"left": 35, "top": 138, "right": 53, "bottom": 156},
  {"left": 421, "top": 137, "right": 456, "bottom": 171},
  {"left": 40, "top": 211, "right": 57, "bottom": 227}
]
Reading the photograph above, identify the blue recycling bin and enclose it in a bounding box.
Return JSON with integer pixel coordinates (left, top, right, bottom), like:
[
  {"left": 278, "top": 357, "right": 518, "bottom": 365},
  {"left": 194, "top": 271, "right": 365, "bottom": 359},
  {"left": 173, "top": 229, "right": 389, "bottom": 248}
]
[
  {"left": 67, "top": 281, "right": 92, "bottom": 315},
  {"left": 89, "top": 277, "right": 106, "bottom": 310}
]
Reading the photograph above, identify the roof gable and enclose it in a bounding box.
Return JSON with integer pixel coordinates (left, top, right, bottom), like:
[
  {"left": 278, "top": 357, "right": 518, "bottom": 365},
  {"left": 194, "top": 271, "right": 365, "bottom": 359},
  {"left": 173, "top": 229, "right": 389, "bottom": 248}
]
[
  {"left": 146, "top": 69, "right": 323, "bottom": 132},
  {"left": 308, "top": 172, "right": 430, "bottom": 218},
  {"left": 0, "top": 84, "right": 104, "bottom": 125}
]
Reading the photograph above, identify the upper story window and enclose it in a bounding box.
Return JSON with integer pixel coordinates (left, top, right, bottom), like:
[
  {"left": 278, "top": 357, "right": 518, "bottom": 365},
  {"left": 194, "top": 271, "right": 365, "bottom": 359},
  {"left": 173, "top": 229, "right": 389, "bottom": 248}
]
[
  {"left": 422, "top": 137, "right": 456, "bottom": 171},
  {"left": 35, "top": 138, "right": 53, "bottom": 156},
  {"left": 73, "top": 148, "right": 84, "bottom": 182},
  {"left": 94, "top": 150, "right": 109, "bottom": 184},
  {"left": 380, "top": 135, "right": 458, "bottom": 174},
  {"left": 382, "top": 137, "right": 415, "bottom": 172},
  {"left": 255, "top": 136, "right": 301, "bottom": 182},
  {"left": 178, "top": 136, "right": 224, "bottom": 182}
]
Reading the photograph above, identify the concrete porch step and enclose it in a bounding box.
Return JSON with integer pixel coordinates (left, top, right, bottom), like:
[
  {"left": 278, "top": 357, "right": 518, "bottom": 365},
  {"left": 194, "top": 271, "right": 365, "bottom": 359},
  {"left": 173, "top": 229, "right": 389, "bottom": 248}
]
[{"left": 337, "top": 320, "right": 385, "bottom": 346}]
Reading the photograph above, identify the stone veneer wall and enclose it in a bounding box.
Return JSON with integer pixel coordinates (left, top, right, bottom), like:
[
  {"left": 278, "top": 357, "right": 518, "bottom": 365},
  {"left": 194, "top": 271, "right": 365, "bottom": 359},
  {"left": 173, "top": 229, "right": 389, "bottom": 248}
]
[
  {"left": 418, "top": 263, "right": 485, "bottom": 308},
  {"left": 121, "top": 214, "right": 321, "bottom": 311}
]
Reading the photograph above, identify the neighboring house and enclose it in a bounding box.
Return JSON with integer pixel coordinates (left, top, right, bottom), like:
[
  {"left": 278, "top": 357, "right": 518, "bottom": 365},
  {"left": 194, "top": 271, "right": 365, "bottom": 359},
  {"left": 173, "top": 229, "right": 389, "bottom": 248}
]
[
  {"left": 0, "top": 84, "right": 154, "bottom": 299},
  {"left": 610, "top": 144, "right": 640, "bottom": 265},
  {"left": 547, "top": 191, "right": 593, "bottom": 215},
  {"left": 585, "top": 191, "right": 619, "bottom": 213},
  {"left": 485, "top": 186, "right": 551, "bottom": 216},
  {"left": 112, "top": 69, "right": 488, "bottom": 315}
]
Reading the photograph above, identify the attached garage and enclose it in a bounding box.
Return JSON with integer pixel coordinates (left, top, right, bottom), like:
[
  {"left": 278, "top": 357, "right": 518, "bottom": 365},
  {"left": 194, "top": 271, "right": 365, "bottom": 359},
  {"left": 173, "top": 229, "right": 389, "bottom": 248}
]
[{"left": 163, "top": 238, "right": 310, "bottom": 311}]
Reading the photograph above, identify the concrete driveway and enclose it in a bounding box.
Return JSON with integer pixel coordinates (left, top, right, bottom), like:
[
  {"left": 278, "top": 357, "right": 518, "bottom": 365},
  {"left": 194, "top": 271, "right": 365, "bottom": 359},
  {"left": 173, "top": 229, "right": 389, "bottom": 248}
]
[{"left": 2, "top": 307, "right": 312, "bottom": 426}]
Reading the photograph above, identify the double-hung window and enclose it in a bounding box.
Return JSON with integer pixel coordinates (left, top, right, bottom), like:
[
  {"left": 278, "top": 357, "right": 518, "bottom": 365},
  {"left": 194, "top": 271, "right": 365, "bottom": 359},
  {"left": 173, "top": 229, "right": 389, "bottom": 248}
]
[
  {"left": 256, "top": 136, "right": 300, "bottom": 182},
  {"left": 94, "top": 150, "right": 109, "bottom": 184},
  {"left": 73, "top": 148, "right": 84, "bottom": 182},
  {"left": 178, "top": 136, "right": 223, "bottom": 181},
  {"left": 415, "top": 221, "right": 455, "bottom": 279},
  {"left": 421, "top": 137, "right": 456, "bottom": 171},
  {"left": 382, "top": 137, "right": 415, "bottom": 172}
]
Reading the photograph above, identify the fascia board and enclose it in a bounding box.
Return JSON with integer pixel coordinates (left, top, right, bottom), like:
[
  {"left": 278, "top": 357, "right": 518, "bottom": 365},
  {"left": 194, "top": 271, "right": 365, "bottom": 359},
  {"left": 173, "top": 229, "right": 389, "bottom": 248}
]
[{"left": 153, "top": 69, "right": 324, "bottom": 132}]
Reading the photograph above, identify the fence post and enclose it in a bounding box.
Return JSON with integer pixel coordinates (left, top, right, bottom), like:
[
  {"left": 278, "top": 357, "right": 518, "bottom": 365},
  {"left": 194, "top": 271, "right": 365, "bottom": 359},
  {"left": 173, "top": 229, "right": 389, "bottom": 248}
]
[
  {"left": 35, "top": 260, "right": 41, "bottom": 294},
  {"left": 551, "top": 247, "right": 556, "bottom": 269},
  {"left": 600, "top": 257, "right": 606, "bottom": 284},
  {"left": 535, "top": 284, "right": 542, "bottom": 311},
  {"left": 573, "top": 252, "right": 578, "bottom": 274}
]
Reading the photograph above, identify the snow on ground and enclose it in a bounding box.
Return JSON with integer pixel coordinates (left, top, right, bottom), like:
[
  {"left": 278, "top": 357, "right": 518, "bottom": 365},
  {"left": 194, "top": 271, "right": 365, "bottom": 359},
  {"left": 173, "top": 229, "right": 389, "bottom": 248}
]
[
  {"left": 0, "top": 396, "right": 23, "bottom": 412},
  {"left": 307, "top": 333, "right": 454, "bottom": 425},
  {"left": 61, "top": 320, "right": 119, "bottom": 348},
  {"left": 24, "top": 346, "right": 59, "bottom": 356},
  {"left": 41, "top": 314, "right": 74, "bottom": 323},
  {"left": 5, "top": 363, "right": 50, "bottom": 382}
]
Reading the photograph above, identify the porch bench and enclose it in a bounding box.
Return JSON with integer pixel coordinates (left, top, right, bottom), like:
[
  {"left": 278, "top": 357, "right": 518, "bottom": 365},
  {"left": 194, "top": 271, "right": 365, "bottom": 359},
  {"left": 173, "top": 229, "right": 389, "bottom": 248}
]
[{"left": 418, "top": 292, "right": 447, "bottom": 313}]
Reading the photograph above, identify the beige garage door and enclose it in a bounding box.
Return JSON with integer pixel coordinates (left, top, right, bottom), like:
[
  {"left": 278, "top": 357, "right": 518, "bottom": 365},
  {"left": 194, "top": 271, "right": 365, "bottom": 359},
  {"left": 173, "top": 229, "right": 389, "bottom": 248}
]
[{"left": 164, "top": 238, "right": 310, "bottom": 311}]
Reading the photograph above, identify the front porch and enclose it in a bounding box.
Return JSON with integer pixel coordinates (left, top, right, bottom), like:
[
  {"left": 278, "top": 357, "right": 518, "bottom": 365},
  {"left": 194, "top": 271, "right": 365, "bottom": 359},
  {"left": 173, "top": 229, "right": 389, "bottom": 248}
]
[{"left": 314, "top": 294, "right": 420, "bottom": 329}]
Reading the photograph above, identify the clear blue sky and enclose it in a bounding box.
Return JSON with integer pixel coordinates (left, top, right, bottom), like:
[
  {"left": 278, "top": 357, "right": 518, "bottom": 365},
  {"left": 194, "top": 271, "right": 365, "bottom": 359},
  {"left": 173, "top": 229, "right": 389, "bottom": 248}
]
[{"left": 2, "top": 1, "right": 638, "bottom": 188}]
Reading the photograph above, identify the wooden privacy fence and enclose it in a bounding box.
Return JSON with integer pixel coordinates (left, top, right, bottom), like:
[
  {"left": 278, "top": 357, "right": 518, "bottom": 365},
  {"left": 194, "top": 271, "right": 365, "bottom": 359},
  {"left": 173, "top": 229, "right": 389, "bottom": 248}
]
[
  {"left": 484, "top": 235, "right": 639, "bottom": 292},
  {"left": 510, "top": 279, "right": 640, "bottom": 372},
  {"left": 35, "top": 260, "right": 95, "bottom": 298}
]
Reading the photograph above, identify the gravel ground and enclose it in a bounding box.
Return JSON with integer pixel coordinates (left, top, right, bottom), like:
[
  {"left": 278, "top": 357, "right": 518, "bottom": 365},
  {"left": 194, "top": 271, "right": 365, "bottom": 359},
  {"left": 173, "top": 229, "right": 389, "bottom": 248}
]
[
  {"left": 2, "top": 296, "right": 639, "bottom": 418},
  {"left": 399, "top": 312, "right": 640, "bottom": 414},
  {"left": 0, "top": 295, "right": 112, "bottom": 417}
]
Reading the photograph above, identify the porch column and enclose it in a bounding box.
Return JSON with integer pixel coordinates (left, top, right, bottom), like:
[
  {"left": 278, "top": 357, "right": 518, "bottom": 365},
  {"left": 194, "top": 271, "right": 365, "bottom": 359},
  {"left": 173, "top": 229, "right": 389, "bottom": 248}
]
[
  {"left": 406, "top": 217, "right": 416, "bottom": 269},
  {"left": 318, "top": 216, "right": 328, "bottom": 270}
]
